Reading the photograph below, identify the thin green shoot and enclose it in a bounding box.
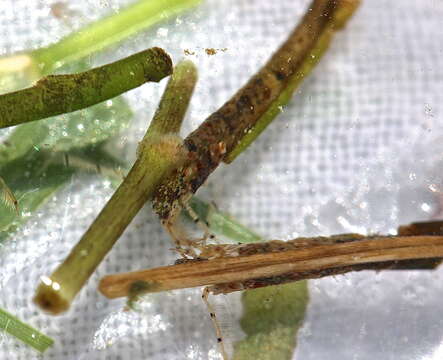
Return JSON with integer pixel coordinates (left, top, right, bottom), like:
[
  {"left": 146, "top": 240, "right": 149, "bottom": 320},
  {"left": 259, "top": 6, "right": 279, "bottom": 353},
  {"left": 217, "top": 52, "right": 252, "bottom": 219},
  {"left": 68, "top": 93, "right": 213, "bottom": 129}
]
[{"left": 0, "top": 307, "right": 54, "bottom": 353}]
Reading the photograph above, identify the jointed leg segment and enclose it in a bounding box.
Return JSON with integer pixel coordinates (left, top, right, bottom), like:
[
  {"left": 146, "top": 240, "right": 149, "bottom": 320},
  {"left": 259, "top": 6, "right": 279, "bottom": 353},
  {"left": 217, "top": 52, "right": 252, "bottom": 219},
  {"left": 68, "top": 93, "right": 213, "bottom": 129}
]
[{"left": 202, "top": 286, "right": 228, "bottom": 360}]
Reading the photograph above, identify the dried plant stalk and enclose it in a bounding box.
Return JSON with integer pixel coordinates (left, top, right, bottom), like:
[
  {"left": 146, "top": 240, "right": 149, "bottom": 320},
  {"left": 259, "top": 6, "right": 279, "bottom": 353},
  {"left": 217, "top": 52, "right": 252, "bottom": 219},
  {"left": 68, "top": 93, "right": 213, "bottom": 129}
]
[{"left": 99, "top": 234, "right": 443, "bottom": 299}]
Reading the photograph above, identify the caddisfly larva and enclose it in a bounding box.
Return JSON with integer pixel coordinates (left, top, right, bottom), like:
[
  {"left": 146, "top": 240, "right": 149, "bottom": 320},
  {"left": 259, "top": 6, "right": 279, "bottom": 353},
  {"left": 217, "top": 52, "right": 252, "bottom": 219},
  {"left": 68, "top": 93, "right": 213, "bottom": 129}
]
[
  {"left": 191, "top": 233, "right": 365, "bottom": 359},
  {"left": 100, "top": 223, "right": 443, "bottom": 360},
  {"left": 164, "top": 206, "right": 363, "bottom": 359},
  {"left": 169, "top": 205, "right": 355, "bottom": 359}
]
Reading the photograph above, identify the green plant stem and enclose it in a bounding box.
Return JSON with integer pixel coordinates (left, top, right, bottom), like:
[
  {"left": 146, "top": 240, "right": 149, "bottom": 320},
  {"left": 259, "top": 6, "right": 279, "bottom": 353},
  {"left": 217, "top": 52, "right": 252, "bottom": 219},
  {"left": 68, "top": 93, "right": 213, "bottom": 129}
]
[
  {"left": 225, "top": 0, "right": 360, "bottom": 162},
  {"left": 146, "top": 60, "right": 198, "bottom": 136},
  {"left": 0, "top": 48, "right": 172, "bottom": 129},
  {"left": 32, "top": 0, "right": 201, "bottom": 75},
  {"left": 33, "top": 60, "right": 197, "bottom": 315},
  {"left": 0, "top": 0, "right": 201, "bottom": 85},
  {"left": 34, "top": 139, "right": 184, "bottom": 314},
  {"left": 0, "top": 307, "right": 53, "bottom": 353}
]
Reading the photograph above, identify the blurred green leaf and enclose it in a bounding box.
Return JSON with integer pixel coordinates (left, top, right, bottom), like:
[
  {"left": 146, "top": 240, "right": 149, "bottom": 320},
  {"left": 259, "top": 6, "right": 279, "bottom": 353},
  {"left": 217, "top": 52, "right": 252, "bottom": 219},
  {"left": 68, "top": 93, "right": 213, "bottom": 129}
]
[
  {"left": 0, "top": 123, "right": 49, "bottom": 164},
  {"left": 0, "top": 102, "right": 130, "bottom": 241},
  {"left": 0, "top": 96, "right": 131, "bottom": 163},
  {"left": 38, "top": 96, "right": 132, "bottom": 152},
  {"left": 0, "top": 150, "right": 74, "bottom": 239},
  {"left": 233, "top": 281, "right": 309, "bottom": 360},
  {"left": 0, "top": 143, "right": 126, "bottom": 242}
]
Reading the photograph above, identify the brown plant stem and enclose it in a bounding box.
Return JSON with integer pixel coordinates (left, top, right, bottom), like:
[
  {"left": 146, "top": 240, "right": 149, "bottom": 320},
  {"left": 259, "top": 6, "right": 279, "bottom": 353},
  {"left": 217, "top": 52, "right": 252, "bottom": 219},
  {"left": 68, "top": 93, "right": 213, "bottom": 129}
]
[
  {"left": 152, "top": 0, "right": 360, "bottom": 221},
  {"left": 225, "top": 0, "right": 361, "bottom": 162},
  {"left": 98, "top": 234, "right": 443, "bottom": 299}
]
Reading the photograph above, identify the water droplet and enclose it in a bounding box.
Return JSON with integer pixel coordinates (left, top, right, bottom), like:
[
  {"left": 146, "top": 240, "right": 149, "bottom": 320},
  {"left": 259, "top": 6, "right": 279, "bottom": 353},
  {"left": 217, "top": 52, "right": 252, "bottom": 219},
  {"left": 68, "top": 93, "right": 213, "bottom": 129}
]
[
  {"left": 403, "top": 336, "right": 409, "bottom": 343},
  {"left": 51, "top": 281, "right": 60, "bottom": 291},
  {"left": 388, "top": 228, "right": 397, "bottom": 235},
  {"left": 429, "top": 184, "right": 439, "bottom": 192},
  {"left": 424, "top": 103, "right": 434, "bottom": 117},
  {"left": 335, "top": 197, "right": 345, "bottom": 205},
  {"left": 40, "top": 275, "right": 53, "bottom": 286},
  {"left": 420, "top": 203, "right": 431, "bottom": 212},
  {"left": 96, "top": 301, "right": 104, "bottom": 309},
  {"left": 157, "top": 27, "right": 168, "bottom": 37}
]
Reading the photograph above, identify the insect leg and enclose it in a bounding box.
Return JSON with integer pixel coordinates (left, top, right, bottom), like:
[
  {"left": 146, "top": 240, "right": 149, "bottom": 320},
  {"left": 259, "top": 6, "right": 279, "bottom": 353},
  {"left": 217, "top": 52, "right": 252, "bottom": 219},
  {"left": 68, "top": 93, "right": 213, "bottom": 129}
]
[
  {"left": 162, "top": 216, "right": 199, "bottom": 258},
  {"left": 181, "top": 199, "right": 215, "bottom": 245},
  {"left": 202, "top": 286, "right": 228, "bottom": 360}
]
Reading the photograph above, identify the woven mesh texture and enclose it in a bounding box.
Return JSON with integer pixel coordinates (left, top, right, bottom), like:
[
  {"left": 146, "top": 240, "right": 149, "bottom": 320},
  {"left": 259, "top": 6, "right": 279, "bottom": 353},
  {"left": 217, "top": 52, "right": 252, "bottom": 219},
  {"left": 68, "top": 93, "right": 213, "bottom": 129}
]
[{"left": 1, "top": 1, "right": 443, "bottom": 359}]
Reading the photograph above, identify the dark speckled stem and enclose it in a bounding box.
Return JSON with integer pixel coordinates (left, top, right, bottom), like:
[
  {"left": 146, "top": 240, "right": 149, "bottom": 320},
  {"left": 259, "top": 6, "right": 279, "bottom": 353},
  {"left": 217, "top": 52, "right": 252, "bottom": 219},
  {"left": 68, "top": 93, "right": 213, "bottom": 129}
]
[
  {"left": 152, "top": 0, "right": 359, "bottom": 220},
  {"left": 0, "top": 47, "right": 172, "bottom": 129}
]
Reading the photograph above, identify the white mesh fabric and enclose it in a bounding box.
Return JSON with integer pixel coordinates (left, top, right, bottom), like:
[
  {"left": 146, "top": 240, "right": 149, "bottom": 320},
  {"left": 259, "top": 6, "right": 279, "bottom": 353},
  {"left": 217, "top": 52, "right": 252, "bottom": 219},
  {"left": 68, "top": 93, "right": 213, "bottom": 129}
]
[{"left": 0, "top": 1, "right": 443, "bottom": 359}]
